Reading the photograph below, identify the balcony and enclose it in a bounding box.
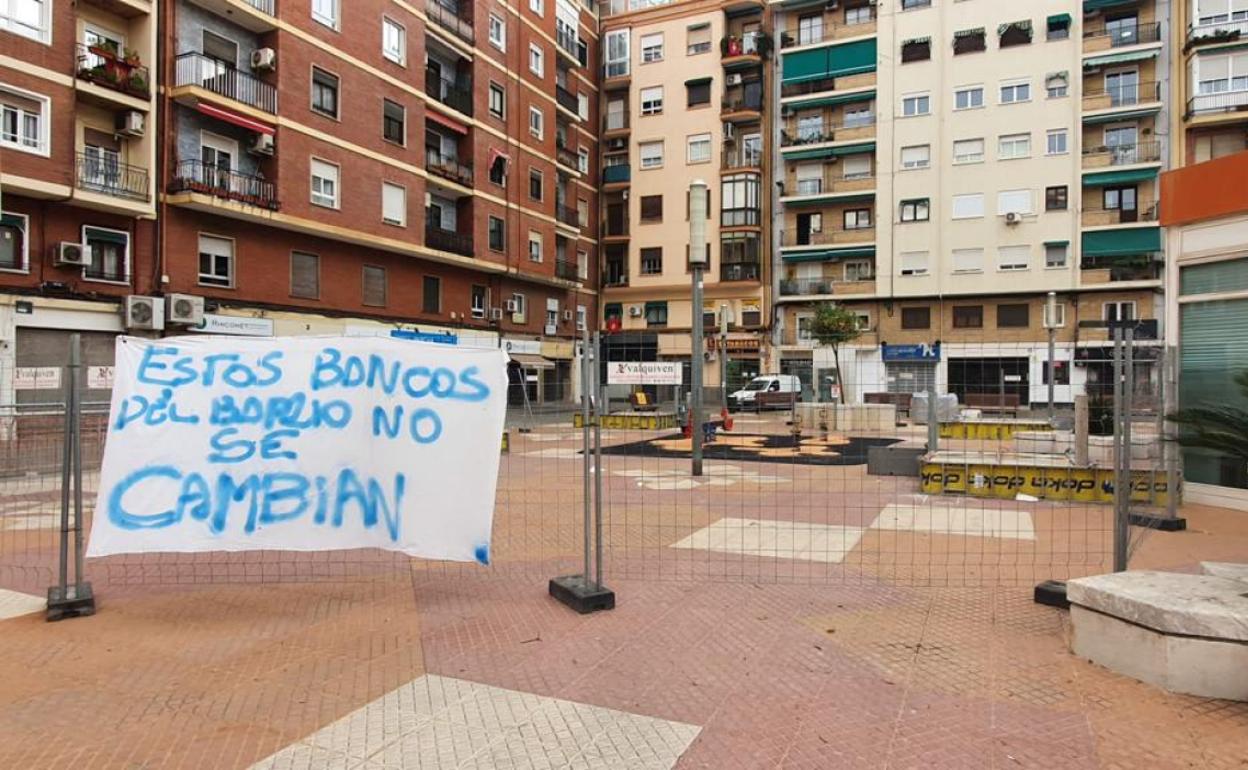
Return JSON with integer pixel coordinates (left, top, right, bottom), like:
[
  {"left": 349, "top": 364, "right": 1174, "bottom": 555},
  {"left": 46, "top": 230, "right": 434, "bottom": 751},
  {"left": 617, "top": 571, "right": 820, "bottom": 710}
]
[
  {"left": 76, "top": 43, "right": 151, "bottom": 100},
  {"left": 556, "top": 204, "right": 580, "bottom": 228},
  {"left": 779, "top": 278, "right": 875, "bottom": 297},
  {"left": 168, "top": 159, "right": 278, "bottom": 210},
  {"left": 603, "top": 164, "right": 631, "bottom": 186},
  {"left": 556, "top": 24, "right": 579, "bottom": 63},
  {"left": 1187, "top": 18, "right": 1248, "bottom": 48},
  {"left": 722, "top": 148, "right": 763, "bottom": 171},
  {"left": 1186, "top": 89, "right": 1248, "bottom": 118},
  {"left": 174, "top": 52, "right": 277, "bottom": 114},
  {"left": 425, "top": 148, "right": 473, "bottom": 186},
  {"left": 782, "top": 173, "right": 875, "bottom": 201},
  {"left": 1080, "top": 257, "right": 1162, "bottom": 285},
  {"left": 1082, "top": 81, "right": 1161, "bottom": 112},
  {"left": 75, "top": 152, "right": 149, "bottom": 201},
  {"left": 426, "top": 0, "right": 474, "bottom": 44},
  {"left": 1081, "top": 141, "right": 1162, "bottom": 169},
  {"left": 722, "top": 207, "right": 761, "bottom": 228},
  {"left": 556, "top": 84, "right": 579, "bottom": 116},
  {"left": 781, "top": 229, "right": 874, "bottom": 248},
  {"left": 720, "top": 261, "right": 761, "bottom": 282},
  {"left": 781, "top": 116, "right": 876, "bottom": 147},
  {"left": 722, "top": 90, "right": 763, "bottom": 120},
  {"left": 555, "top": 258, "right": 580, "bottom": 282},
  {"left": 426, "top": 223, "right": 474, "bottom": 257},
  {"left": 1081, "top": 201, "right": 1160, "bottom": 228},
  {"left": 244, "top": 0, "right": 274, "bottom": 13},
  {"left": 780, "top": 10, "right": 877, "bottom": 48},
  {"left": 720, "top": 31, "right": 771, "bottom": 69},
  {"left": 555, "top": 144, "right": 580, "bottom": 174},
  {"left": 600, "top": 0, "right": 673, "bottom": 17},
  {"left": 604, "top": 265, "right": 629, "bottom": 287},
  {"left": 425, "top": 67, "right": 473, "bottom": 116},
  {"left": 1083, "top": 22, "right": 1162, "bottom": 52},
  {"left": 604, "top": 111, "right": 629, "bottom": 135}
]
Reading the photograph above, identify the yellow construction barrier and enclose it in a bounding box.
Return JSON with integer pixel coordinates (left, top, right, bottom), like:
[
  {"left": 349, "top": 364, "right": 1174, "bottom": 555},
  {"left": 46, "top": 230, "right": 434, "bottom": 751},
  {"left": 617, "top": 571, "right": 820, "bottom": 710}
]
[
  {"left": 938, "top": 420, "right": 1052, "bottom": 440},
  {"left": 573, "top": 412, "right": 679, "bottom": 430},
  {"left": 919, "top": 458, "right": 1179, "bottom": 506}
]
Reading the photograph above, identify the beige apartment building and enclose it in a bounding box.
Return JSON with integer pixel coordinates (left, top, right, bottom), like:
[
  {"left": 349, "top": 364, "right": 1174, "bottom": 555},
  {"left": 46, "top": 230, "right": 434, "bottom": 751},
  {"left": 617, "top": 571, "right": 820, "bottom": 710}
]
[
  {"left": 598, "top": 0, "right": 772, "bottom": 391},
  {"left": 1170, "top": 0, "right": 1248, "bottom": 164},
  {"left": 771, "top": 0, "right": 1169, "bottom": 406}
]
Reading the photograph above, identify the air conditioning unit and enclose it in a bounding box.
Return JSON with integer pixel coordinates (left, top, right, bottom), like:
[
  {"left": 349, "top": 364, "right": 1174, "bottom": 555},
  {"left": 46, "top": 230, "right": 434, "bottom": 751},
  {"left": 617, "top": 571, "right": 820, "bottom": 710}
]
[
  {"left": 628, "top": 305, "right": 642, "bottom": 318},
  {"left": 505, "top": 299, "right": 519, "bottom": 313},
  {"left": 251, "top": 48, "right": 277, "bottom": 71},
  {"left": 726, "top": 73, "right": 743, "bottom": 87},
  {"left": 124, "top": 295, "right": 165, "bottom": 331},
  {"left": 490, "top": 307, "right": 504, "bottom": 321},
  {"left": 563, "top": 309, "right": 573, "bottom": 321},
  {"left": 116, "top": 110, "right": 145, "bottom": 137},
  {"left": 1004, "top": 211, "right": 1023, "bottom": 225},
  {"left": 723, "top": 123, "right": 736, "bottom": 141},
  {"left": 54, "top": 241, "right": 91, "bottom": 267},
  {"left": 249, "top": 133, "right": 275, "bottom": 156},
  {"left": 167, "top": 293, "right": 205, "bottom": 325}
]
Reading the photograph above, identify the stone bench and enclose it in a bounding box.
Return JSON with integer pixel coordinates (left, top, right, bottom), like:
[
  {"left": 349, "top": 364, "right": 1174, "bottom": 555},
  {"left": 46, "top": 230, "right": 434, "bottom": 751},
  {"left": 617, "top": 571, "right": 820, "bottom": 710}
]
[{"left": 1068, "top": 570, "right": 1248, "bottom": 701}]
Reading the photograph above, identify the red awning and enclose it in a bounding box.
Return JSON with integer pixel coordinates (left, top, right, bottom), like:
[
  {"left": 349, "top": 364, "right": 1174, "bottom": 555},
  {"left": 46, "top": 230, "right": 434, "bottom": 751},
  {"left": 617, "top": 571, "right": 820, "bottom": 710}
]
[
  {"left": 426, "top": 108, "right": 468, "bottom": 135},
  {"left": 194, "top": 102, "right": 276, "bottom": 135}
]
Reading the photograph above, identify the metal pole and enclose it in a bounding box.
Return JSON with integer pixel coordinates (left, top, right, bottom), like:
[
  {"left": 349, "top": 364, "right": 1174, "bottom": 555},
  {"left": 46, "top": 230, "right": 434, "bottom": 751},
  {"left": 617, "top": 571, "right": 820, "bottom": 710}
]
[
  {"left": 927, "top": 385, "right": 938, "bottom": 453},
  {"left": 1074, "top": 394, "right": 1090, "bottom": 466},
  {"left": 593, "top": 333, "right": 604, "bottom": 590},
  {"left": 70, "top": 334, "right": 85, "bottom": 591},
  {"left": 580, "top": 328, "right": 591, "bottom": 581},
  {"left": 55, "top": 336, "right": 75, "bottom": 597},
  {"left": 1165, "top": 345, "right": 1180, "bottom": 520},
  {"left": 1112, "top": 328, "right": 1127, "bottom": 573},
  {"left": 1046, "top": 291, "right": 1057, "bottom": 423},
  {"left": 719, "top": 303, "right": 729, "bottom": 412},
  {"left": 1121, "top": 326, "right": 1135, "bottom": 570},
  {"left": 689, "top": 180, "right": 708, "bottom": 477}
]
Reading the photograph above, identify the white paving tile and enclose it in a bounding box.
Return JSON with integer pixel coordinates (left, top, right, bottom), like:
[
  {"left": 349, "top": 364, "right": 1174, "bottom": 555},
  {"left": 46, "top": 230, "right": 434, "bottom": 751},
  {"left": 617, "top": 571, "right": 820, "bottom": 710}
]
[
  {"left": 248, "top": 675, "right": 700, "bottom": 770},
  {"left": 669, "top": 518, "right": 866, "bottom": 563},
  {"left": 870, "top": 504, "right": 1037, "bottom": 541},
  {"left": 0, "top": 588, "right": 45, "bottom": 620}
]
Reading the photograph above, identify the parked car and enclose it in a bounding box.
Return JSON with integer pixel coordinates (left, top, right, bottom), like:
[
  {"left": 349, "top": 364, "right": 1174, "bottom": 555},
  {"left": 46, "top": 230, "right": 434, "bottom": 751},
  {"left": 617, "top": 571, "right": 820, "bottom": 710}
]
[{"left": 729, "top": 374, "right": 802, "bottom": 411}]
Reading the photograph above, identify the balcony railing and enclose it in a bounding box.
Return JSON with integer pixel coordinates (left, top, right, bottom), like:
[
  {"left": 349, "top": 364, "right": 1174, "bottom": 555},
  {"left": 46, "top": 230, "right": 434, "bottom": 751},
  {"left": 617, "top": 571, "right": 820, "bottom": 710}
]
[
  {"left": 1081, "top": 141, "right": 1162, "bottom": 168},
  {"left": 555, "top": 259, "right": 580, "bottom": 281},
  {"left": 556, "top": 84, "right": 579, "bottom": 115},
  {"left": 425, "top": 67, "right": 473, "bottom": 116},
  {"left": 1080, "top": 264, "right": 1163, "bottom": 284},
  {"left": 604, "top": 266, "right": 629, "bottom": 286},
  {"left": 556, "top": 204, "right": 580, "bottom": 227},
  {"left": 1187, "top": 89, "right": 1248, "bottom": 117},
  {"left": 1083, "top": 21, "right": 1162, "bottom": 49},
  {"left": 721, "top": 207, "right": 761, "bottom": 227},
  {"left": 426, "top": 223, "right": 474, "bottom": 257},
  {"left": 75, "top": 152, "right": 149, "bottom": 201},
  {"left": 555, "top": 144, "right": 580, "bottom": 171},
  {"left": 781, "top": 228, "right": 874, "bottom": 247},
  {"left": 168, "top": 159, "right": 278, "bottom": 210},
  {"left": 243, "top": 0, "right": 275, "bottom": 14},
  {"left": 174, "top": 52, "right": 277, "bottom": 113},
  {"left": 1187, "top": 18, "right": 1248, "bottom": 45},
  {"left": 722, "top": 91, "right": 763, "bottom": 114},
  {"left": 783, "top": 173, "right": 875, "bottom": 198},
  {"left": 781, "top": 116, "right": 877, "bottom": 146},
  {"left": 425, "top": 148, "right": 473, "bottom": 186},
  {"left": 603, "top": 164, "right": 631, "bottom": 184},
  {"left": 1082, "top": 81, "right": 1161, "bottom": 110},
  {"left": 556, "top": 24, "right": 579, "bottom": 60},
  {"left": 720, "top": 261, "right": 760, "bottom": 282},
  {"left": 779, "top": 278, "right": 875, "bottom": 297},
  {"left": 1080, "top": 201, "right": 1160, "bottom": 227},
  {"left": 76, "top": 43, "right": 151, "bottom": 100},
  {"left": 722, "top": 149, "right": 763, "bottom": 170},
  {"left": 426, "top": 0, "right": 474, "bottom": 44},
  {"left": 780, "top": 9, "right": 877, "bottom": 48}
]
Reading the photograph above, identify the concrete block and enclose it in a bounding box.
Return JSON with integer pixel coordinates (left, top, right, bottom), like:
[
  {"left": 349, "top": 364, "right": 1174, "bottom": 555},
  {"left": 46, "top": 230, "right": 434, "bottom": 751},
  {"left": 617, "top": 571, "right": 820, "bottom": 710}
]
[
  {"left": 867, "top": 445, "right": 923, "bottom": 477},
  {"left": 1202, "top": 562, "right": 1248, "bottom": 585},
  {"left": 1067, "top": 571, "right": 1248, "bottom": 642},
  {"left": 795, "top": 403, "right": 897, "bottom": 433}
]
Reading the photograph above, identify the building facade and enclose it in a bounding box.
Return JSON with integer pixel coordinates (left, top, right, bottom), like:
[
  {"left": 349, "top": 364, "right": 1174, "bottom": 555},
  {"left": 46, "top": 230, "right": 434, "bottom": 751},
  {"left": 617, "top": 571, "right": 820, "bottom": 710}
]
[{"left": 1170, "top": 0, "right": 1248, "bottom": 165}]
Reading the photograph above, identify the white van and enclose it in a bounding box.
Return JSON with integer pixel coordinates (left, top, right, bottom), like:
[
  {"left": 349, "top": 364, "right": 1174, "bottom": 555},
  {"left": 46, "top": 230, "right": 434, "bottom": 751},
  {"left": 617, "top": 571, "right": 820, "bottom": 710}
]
[{"left": 729, "top": 374, "right": 802, "bottom": 411}]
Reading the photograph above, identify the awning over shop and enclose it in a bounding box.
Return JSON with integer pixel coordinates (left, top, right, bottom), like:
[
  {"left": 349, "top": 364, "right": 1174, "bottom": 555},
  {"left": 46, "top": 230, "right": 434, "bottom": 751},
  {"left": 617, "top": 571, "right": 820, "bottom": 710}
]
[
  {"left": 782, "top": 89, "right": 876, "bottom": 111},
  {"left": 782, "top": 246, "right": 876, "bottom": 263},
  {"left": 1083, "top": 49, "right": 1160, "bottom": 69},
  {"left": 781, "top": 38, "right": 877, "bottom": 83},
  {"left": 510, "top": 353, "right": 554, "bottom": 369},
  {"left": 1081, "top": 227, "right": 1162, "bottom": 259},
  {"left": 1082, "top": 166, "right": 1159, "bottom": 186},
  {"left": 1082, "top": 107, "right": 1161, "bottom": 124}
]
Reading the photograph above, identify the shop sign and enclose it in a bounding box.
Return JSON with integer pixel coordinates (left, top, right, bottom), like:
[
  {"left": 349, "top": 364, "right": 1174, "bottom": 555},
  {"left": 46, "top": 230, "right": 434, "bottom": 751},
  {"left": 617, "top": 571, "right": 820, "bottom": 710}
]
[
  {"left": 189, "top": 314, "right": 274, "bottom": 337},
  {"left": 607, "top": 361, "right": 683, "bottom": 385},
  {"left": 882, "top": 342, "right": 941, "bottom": 362},
  {"left": 87, "top": 366, "right": 115, "bottom": 390},
  {"left": 14, "top": 366, "right": 61, "bottom": 390}
]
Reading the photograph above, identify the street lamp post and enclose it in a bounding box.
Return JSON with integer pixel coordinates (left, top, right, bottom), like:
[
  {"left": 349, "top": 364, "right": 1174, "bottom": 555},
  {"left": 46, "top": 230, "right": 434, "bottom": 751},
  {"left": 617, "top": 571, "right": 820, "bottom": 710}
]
[
  {"left": 689, "top": 180, "right": 708, "bottom": 477},
  {"left": 1045, "top": 291, "right": 1058, "bottom": 423}
]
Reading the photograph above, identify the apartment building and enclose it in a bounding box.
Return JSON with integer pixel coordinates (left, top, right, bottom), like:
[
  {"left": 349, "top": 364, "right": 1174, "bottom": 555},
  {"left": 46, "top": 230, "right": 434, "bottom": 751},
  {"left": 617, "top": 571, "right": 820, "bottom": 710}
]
[
  {"left": 771, "top": 0, "right": 1169, "bottom": 407},
  {"left": 598, "top": 0, "right": 772, "bottom": 391},
  {"left": 1171, "top": 0, "right": 1248, "bottom": 164},
  {"left": 1, "top": 0, "right": 599, "bottom": 404}
]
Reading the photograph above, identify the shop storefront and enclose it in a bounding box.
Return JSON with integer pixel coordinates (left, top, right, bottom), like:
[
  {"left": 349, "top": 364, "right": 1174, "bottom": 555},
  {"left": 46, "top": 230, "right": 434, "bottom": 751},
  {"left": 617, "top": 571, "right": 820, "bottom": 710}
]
[{"left": 882, "top": 343, "right": 940, "bottom": 397}]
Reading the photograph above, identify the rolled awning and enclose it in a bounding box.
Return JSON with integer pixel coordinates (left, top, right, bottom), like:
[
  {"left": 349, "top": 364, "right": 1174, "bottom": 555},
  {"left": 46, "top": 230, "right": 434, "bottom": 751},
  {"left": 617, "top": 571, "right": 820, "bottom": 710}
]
[
  {"left": 1083, "top": 107, "right": 1161, "bottom": 124},
  {"left": 1082, "top": 167, "right": 1159, "bottom": 186},
  {"left": 1083, "top": 49, "right": 1160, "bottom": 69},
  {"left": 782, "top": 246, "right": 876, "bottom": 262},
  {"left": 427, "top": 109, "right": 468, "bottom": 135},
  {"left": 783, "top": 89, "right": 875, "bottom": 111},
  {"left": 510, "top": 353, "right": 554, "bottom": 369},
  {"left": 1048, "top": 13, "right": 1072, "bottom": 26},
  {"left": 1082, "top": 227, "right": 1162, "bottom": 259},
  {"left": 193, "top": 102, "right": 275, "bottom": 135}
]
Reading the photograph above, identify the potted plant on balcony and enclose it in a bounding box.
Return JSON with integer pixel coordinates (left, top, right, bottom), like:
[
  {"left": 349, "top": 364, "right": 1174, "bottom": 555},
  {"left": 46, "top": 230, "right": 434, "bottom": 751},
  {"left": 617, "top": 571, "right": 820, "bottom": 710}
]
[
  {"left": 755, "top": 32, "right": 773, "bottom": 60},
  {"left": 123, "top": 48, "right": 141, "bottom": 67},
  {"left": 127, "top": 71, "right": 149, "bottom": 99},
  {"left": 89, "top": 39, "right": 121, "bottom": 60}
]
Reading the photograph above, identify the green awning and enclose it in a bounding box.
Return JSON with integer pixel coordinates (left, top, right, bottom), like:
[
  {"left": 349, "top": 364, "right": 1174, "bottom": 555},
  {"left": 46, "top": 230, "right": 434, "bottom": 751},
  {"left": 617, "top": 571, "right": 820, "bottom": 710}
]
[
  {"left": 1082, "top": 106, "right": 1162, "bottom": 124},
  {"left": 1083, "top": 49, "right": 1160, "bottom": 68},
  {"left": 1084, "top": 0, "right": 1136, "bottom": 10},
  {"left": 784, "top": 191, "right": 875, "bottom": 205},
  {"left": 782, "top": 246, "right": 876, "bottom": 263},
  {"left": 782, "top": 142, "right": 876, "bottom": 161},
  {"left": 783, "top": 89, "right": 875, "bottom": 111},
  {"left": 684, "top": 77, "right": 711, "bottom": 86},
  {"left": 1044, "top": 240, "right": 1070, "bottom": 247},
  {"left": 781, "top": 38, "right": 877, "bottom": 83},
  {"left": 1083, "top": 167, "right": 1160, "bottom": 186},
  {"left": 998, "top": 20, "right": 1031, "bottom": 35},
  {"left": 1082, "top": 227, "right": 1162, "bottom": 259},
  {"left": 829, "top": 141, "right": 875, "bottom": 156},
  {"left": 782, "top": 147, "right": 836, "bottom": 161},
  {"left": 1048, "top": 13, "right": 1072, "bottom": 26},
  {"left": 84, "top": 226, "right": 129, "bottom": 245},
  {"left": 954, "top": 28, "right": 984, "bottom": 38}
]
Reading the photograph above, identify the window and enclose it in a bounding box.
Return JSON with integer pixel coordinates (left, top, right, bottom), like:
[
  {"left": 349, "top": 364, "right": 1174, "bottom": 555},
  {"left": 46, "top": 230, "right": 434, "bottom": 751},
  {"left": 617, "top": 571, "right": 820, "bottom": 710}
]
[
  {"left": 901, "top": 0, "right": 931, "bottom": 8},
  {"left": 640, "top": 32, "right": 663, "bottom": 62},
  {"left": 577, "top": 198, "right": 589, "bottom": 227},
  {"left": 997, "top": 189, "right": 1032, "bottom": 215},
  {"left": 953, "top": 28, "right": 986, "bottom": 55},
  {"left": 640, "top": 247, "right": 662, "bottom": 274},
  {"left": 528, "top": 230, "right": 542, "bottom": 262},
  {"left": 1045, "top": 242, "right": 1069, "bottom": 268},
  {"left": 844, "top": 208, "right": 872, "bottom": 230},
  {"left": 488, "top": 13, "right": 505, "bottom": 50},
  {"left": 797, "top": 14, "right": 824, "bottom": 45},
  {"left": 0, "top": 85, "right": 48, "bottom": 155},
  {"left": 0, "top": 212, "right": 28, "bottom": 271},
  {"left": 953, "top": 306, "right": 983, "bottom": 328},
  {"left": 1104, "top": 185, "right": 1138, "bottom": 212},
  {"left": 998, "top": 245, "right": 1030, "bottom": 271},
  {"left": 721, "top": 173, "right": 759, "bottom": 225},
  {"left": 528, "top": 106, "right": 543, "bottom": 139},
  {"left": 196, "top": 234, "right": 233, "bottom": 287},
  {"left": 489, "top": 152, "right": 508, "bottom": 185},
  {"left": 900, "top": 251, "right": 928, "bottom": 276},
  {"left": 382, "top": 182, "right": 406, "bottom": 226},
  {"left": 1047, "top": 129, "right": 1068, "bottom": 155},
  {"left": 312, "top": 0, "right": 338, "bottom": 29},
  {"left": 291, "top": 252, "right": 319, "bottom": 299},
  {"left": 900, "top": 198, "right": 930, "bottom": 222},
  {"left": 488, "top": 216, "right": 505, "bottom": 251},
  {"left": 362, "top": 265, "right": 386, "bottom": 306},
  {"left": 687, "top": 133, "right": 711, "bottom": 163},
  {"left": 1046, "top": 185, "right": 1068, "bottom": 211},
  {"left": 951, "top": 193, "right": 984, "bottom": 219},
  {"left": 382, "top": 17, "right": 406, "bottom": 64},
  {"left": 605, "top": 29, "right": 630, "bottom": 78},
  {"left": 902, "top": 93, "right": 930, "bottom": 116},
  {"left": 1048, "top": 15, "right": 1071, "bottom": 40},
  {"left": 842, "top": 154, "right": 871, "bottom": 180},
  {"left": 901, "top": 38, "right": 931, "bottom": 63},
  {"left": 82, "top": 226, "right": 129, "bottom": 282},
  {"left": 644, "top": 301, "right": 668, "bottom": 327},
  {"left": 1000, "top": 80, "right": 1031, "bottom": 104},
  {"left": 639, "top": 140, "right": 664, "bottom": 169},
  {"left": 952, "top": 248, "right": 984, "bottom": 273},
  {"left": 1043, "top": 360, "right": 1070, "bottom": 386},
  {"left": 1195, "top": 50, "right": 1248, "bottom": 96},
  {"left": 529, "top": 0, "right": 542, "bottom": 15},
  {"left": 640, "top": 86, "right": 663, "bottom": 115},
  {"left": 640, "top": 195, "right": 663, "bottom": 222},
  {"left": 576, "top": 304, "right": 587, "bottom": 332},
  {"left": 310, "top": 158, "right": 339, "bottom": 208},
  {"left": 311, "top": 68, "right": 339, "bottom": 118},
  {"left": 845, "top": 259, "right": 873, "bottom": 282},
  {"left": 466, "top": 285, "right": 486, "bottom": 319},
  {"left": 528, "top": 168, "right": 543, "bottom": 201},
  {"left": 578, "top": 147, "right": 590, "bottom": 174},
  {"left": 1, "top": 0, "right": 49, "bottom": 42},
  {"left": 954, "top": 86, "right": 984, "bottom": 110},
  {"left": 953, "top": 138, "right": 984, "bottom": 164},
  {"left": 512, "top": 293, "right": 527, "bottom": 320},
  {"left": 382, "top": 99, "right": 405, "bottom": 144},
  {"left": 998, "top": 132, "right": 1031, "bottom": 159},
  {"left": 997, "top": 303, "right": 1030, "bottom": 328},
  {"left": 687, "top": 23, "right": 711, "bottom": 54},
  {"left": 901, "top": 144, "right": 930, "bottom": 170},
  {"left": 422, "top": 276, "right": 441, "bottom": 314},
  {"left": 529, "top": 43, "right": 544, "bottom": 76},
  {"left": 1046, "top": 72, "right": 1069, "bottom": 98},
  {"left": 1103, "top": 301, "right": 1136, "bottom": 322},
  {"left": 999, "top": 20, "right": 1032, "bottom": 47},
  {"left": 478, "top": 84, "right": 502, "bottom": 121},
  {"left": 687, "top": 79, "right": 711, "bottom": 107},
  {"left": 901, "top": 307, "right": 930, "bottom": 329},
  {"left": 577, "top": 250, "right": 588, "bottom": 280}
]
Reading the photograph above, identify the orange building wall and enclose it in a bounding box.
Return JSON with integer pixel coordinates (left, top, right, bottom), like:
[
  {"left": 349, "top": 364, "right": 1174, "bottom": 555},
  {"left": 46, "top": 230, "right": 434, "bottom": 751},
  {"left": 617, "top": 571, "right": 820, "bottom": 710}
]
[{"left": 1160, "top": 151, "right": 1248, "bottom": 227}]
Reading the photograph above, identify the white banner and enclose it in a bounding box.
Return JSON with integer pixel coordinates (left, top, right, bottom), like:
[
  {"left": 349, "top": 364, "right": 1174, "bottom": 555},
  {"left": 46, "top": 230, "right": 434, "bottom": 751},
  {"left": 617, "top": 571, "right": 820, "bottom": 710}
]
[
  {"left": 87, "top": 335, "right": 509, "bottom": 563},
  {"left": 607, "top": 361, "right": 682, "bottom": 385}
]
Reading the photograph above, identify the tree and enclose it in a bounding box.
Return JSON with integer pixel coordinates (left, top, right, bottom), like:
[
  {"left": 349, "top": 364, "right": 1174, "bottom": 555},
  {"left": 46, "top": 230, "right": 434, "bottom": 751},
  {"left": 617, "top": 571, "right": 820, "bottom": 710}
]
[
  {"left": 1167, "top": 370, "right": 1248, "bottom": 465},
  {"left": 807, "top": 303, "right": 862, "bottom": 403}
]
